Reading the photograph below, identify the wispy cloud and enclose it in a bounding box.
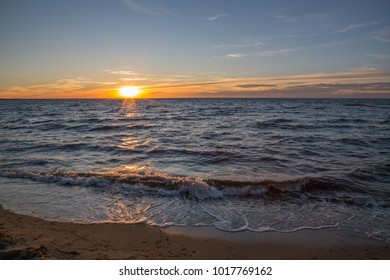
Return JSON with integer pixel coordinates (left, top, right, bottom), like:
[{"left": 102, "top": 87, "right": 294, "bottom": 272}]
[
  {"left": 1, "top": 77, "right": 118, "bottom": 98},
  {"left": 142, "top": 69, "right": 390, "bottom": 98},
  {"left": 350, "top": 66, "right": 378, "bottom": 72},
  {"left": 373, "top": 26, "right": 390, "bottom": 42},
  {"left": 121, "top": 77, "right": 147, "bottom": 81},
  {"left": 106, "top": 69, "right": 150, "bottom": 82},
  {"left": 334, "top": 21, "right": 381, "bottom": 33},
  {"left": 273, "top": 14, "right": 288, "bottom": 20},
  {"left": 236, "top": 84, "right": 276, "bottom": 89},
  {"left": 272, "top": 14, "right": 297, "bottom": 23},
  {"left": 225, "top": 47, "right": 302, "bottom": 59},
  {"left": 255, "top": 47, "right": 301, "bottom": 56},
  {"left": 270, "top": 12, "right": 329, "bottom": 26},
  {"left": 28, "top": 78, "right": 116, "bottom": 90},
  {"left": 335, "top": 23, "right": 367, "bottom": 33},
  {"left": 106, "top": 69, "right": 142, "bottom": 76},
  {"left": 374, "top": 37, "right": 390, "bottom": 43},
  {"left": 269, "top": 33, "right": 319, "bottom": 39},
  {"left": 2, "top": 70, "right": 389, "bottom": 99},
  {"left": 215, "top": 41, "right": 264, "bottom": 49},
  {"left": 225, "top": 53, "right": 249, "bottom": 59},
  {"left": 365, "top": 53, "right": 390, "bottom": 60},
  {"left": 207, "top": 14, "right": 228, "bottom": 21},
  {"left": 122, "top": 0, "right": 177, "bottom": 16},
  {"left": 223, "top": 39, "right": 350, "bottom": 60}
]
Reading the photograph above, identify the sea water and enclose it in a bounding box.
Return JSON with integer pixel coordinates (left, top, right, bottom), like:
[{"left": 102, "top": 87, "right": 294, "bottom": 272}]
[{"left": 0, "top": 99, "right": 389, "bottom": 242}]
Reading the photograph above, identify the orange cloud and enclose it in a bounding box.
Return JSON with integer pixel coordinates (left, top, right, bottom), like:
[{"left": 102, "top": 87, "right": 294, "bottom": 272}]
[{"left": 1, "top": 69, "right": 389, "bottom": 99}]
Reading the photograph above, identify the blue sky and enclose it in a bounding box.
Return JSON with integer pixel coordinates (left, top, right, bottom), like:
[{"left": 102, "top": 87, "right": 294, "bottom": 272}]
[{"left": 0, "top": 0, "right": 389, "bottom": 98}]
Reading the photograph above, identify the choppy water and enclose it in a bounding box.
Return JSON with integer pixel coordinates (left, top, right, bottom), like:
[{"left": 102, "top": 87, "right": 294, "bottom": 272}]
[{"left": 0, "top": 99, "right": 389, "bottom": 242}]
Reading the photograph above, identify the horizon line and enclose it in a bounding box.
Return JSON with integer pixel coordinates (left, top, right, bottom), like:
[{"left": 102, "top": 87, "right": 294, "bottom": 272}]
[{"left": 1, "top": 97, "right": 390, "bottom": 100}]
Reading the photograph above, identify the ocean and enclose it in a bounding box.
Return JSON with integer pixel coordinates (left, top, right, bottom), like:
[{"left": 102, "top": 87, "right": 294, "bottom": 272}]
[{"left": 0, "top": 99, "right": 389, "bottom": 242}]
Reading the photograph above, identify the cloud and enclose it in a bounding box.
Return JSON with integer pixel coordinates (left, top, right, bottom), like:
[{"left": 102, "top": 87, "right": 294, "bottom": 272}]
[
  {"left": 350, "top": 66, "right": 377, "bottom": 72},
  {"left": 255, "top": 48, "right": 301, "bottom": 56},
  {"left": 275, "top": 82, "right": 390, "bottom": 97},
  {"left": 334, "top": 21, "right": 381, "bottom": 33},
  {"left": 106, "top": 69, "right": 142, "bottom": 76},
  {"left": 145, "top": 69, "right": 390, "bottom": 98},
  {"left": 225, "top": 53, "right": 249, "bottom": 59},
  {"left": 268, "top": 33, "right": 319, "bottom": 39},
  {"left": 28, "top": 78, "right": 116, "bottom": 90},
  {"left": 374, "top": 37, "right": 390, "bottom": 43},
  {"left": 2, "top": 70, "right": 389, "bottom": 99},
  {"left": 236, "top": 84, "right": 276, "bottom": 88},
  {"left": 223, "top": 39, "right": 351, "bottom": 60},
  {"left": 272, "top": 14, "right": 297, "bottom": 23},
  {"left": 207, "top": 14, "right": 227, "bottom": 21},
  {"left": 1, "top": 77, "right": 117, "bottom": 98},
  {"left": 366, "top": 53, "right": 390, "bottom": 60},
  {"left": 271, "top": 13, "right": 329, "bottom": 26},
  {"left": 335, "top": 23, "right": 366, "bottom": 33},
  {"left": 106, "top": 69, "right": 149, "bottom": 82},
  {"left": 121, "top": 77, "right": 147, "bottom": 81},
  {"left": 214, "top": 41, "right": 264, "bottom": 49},
  {"left": 167, "top": 81, "right": 390, "bottom": 99},
  {"left": 373, "top": 26, "right": 390, "bottom": 42},
  {"left": 225, "top": 47, "right": 302, "bottom": 59},
  {"left": 273, "top": 14, "right": 288, "bottom": 19},
  {"left": 122, "top": 0, "right": 177, "bottom": 16}
]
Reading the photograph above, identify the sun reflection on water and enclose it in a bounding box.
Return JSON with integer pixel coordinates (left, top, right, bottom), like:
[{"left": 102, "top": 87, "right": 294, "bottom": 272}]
[{"left": 117, "top": 138, "right": 152, "bottom": 151}]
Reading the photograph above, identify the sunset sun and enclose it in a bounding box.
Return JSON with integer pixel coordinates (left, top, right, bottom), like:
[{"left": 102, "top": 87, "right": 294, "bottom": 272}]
[{"left": 119, "top": 86, "right": 141, "bottom": 98}]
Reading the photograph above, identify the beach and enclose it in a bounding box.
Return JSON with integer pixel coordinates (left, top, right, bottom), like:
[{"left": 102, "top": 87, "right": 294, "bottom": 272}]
[{"left": 1, "top": 205, "right": 389, "bottom": 260}]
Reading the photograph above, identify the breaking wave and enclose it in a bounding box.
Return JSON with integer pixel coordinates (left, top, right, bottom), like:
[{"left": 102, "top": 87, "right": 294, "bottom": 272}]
[{"left": 0, "top": 168, "right": 381, "bottom": 203}]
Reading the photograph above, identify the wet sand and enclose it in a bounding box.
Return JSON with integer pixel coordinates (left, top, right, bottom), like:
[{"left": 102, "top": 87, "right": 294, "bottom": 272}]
[{"left": 0, "top": 205, "right": 389, "bottom": 260}]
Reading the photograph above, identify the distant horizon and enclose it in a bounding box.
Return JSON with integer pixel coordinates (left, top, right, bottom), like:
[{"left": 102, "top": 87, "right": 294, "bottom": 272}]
[{"left": 2, "top": 96, "right": 390, "bottom": 100}]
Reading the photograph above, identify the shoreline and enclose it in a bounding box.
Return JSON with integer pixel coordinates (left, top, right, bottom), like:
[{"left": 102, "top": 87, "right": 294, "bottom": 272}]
[{"left": 0, "top": 205, "right": 389, "bottom": 260}]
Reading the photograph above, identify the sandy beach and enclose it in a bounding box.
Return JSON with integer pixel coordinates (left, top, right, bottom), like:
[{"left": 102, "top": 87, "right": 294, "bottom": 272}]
[{"left": 0, "top": 205, "right": 389, "bottom": 260}]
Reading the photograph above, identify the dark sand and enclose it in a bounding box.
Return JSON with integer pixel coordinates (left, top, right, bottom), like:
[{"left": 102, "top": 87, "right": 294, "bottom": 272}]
[{"left": 0, "top": 205, "right": 389, "bottom": 260}]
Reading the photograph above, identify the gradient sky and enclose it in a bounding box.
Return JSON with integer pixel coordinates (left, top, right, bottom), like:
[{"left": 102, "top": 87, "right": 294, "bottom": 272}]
[{"left": 1, "top": 0, "right": 389, "bottom": 98}]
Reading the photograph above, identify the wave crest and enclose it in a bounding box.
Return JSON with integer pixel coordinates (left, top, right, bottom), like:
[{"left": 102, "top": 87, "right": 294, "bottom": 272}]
[{"left": 0, "top": 168, "right": 362, "bottom": 201}]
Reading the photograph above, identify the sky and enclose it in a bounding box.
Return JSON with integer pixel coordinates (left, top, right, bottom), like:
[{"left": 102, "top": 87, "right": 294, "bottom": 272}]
[{"left": 0, "top": 0, "right": 389, "bottom": 98}]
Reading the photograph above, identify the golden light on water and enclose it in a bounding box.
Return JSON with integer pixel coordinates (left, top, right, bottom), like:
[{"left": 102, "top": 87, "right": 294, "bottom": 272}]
[{"left": 118, "top": 86, "right": 141, "bottom": 98}]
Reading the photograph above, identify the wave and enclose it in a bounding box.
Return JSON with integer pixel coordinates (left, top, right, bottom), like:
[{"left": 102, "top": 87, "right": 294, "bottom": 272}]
[
  {"left": 88, "top": 123, "right": 158, "bottom": 131},
  {"left": 344, "top": 103, "right": 390, "bottom": 109},
  {"left": 89, "top": 125, "right": 123, "bottom": 131},
  {"left": 0, "top": 168, "right": 374, "bottom": 202},
  {"left": 252, "top": 118, "right": 292, "bottom": 129},
  {"left": 147, "top": 147, "right": 243, "bottom": 162},
  {"left": 1, "top": 168, "right": 388, "bottom": 242}
]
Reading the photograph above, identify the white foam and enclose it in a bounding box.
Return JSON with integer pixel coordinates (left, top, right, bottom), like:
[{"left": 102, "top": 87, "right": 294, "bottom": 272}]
[{"left": 1, "top": 169, "right": 389, "bottom": 243}]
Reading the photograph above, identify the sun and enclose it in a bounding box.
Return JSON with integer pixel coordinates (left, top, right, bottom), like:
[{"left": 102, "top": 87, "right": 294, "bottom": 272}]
[{"left": 119, "top": 86, "right": 141, "bottom": 98}]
